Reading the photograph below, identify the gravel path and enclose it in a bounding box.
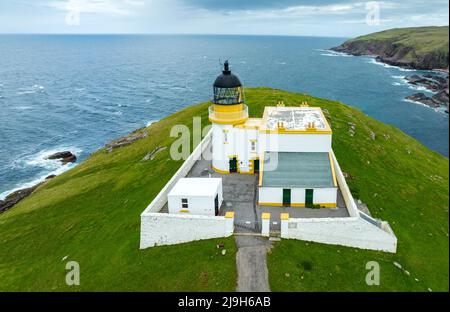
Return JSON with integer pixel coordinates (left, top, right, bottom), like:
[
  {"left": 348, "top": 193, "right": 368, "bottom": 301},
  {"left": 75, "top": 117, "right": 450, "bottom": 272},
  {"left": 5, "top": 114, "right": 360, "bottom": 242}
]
[{"left": 235, "top": 236, "right": 271, "bottom": 292}]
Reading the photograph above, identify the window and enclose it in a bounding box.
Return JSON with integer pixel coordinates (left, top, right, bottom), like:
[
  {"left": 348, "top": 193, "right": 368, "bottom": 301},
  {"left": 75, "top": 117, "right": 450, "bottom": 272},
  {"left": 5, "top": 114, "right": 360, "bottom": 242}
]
[
  {"left": 223, "top": 130, "right": 228, "bottom": 144},
  {"left": 181, "top": 198, "right": 188, "bottom": 209},
  {"left": 250, "top": 140, "right": 256, "bottom": 152}
]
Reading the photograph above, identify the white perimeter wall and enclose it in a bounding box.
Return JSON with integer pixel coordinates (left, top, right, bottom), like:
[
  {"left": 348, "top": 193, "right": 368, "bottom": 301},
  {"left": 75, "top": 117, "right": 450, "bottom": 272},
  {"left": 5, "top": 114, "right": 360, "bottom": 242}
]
[
  {"left": 140, "top": 213, "right": 233, "bottom": 248},
  {"left": 140, "top": 130, "right": 234, "bottom": 249},
  {"left": 142, "top": 130, "right": 212, "bottom": 214},
  {"left": 279, "top": 151, "right": 397, "bottom": 253},
  {"left": 282, "top": 217, "right": 397, "bottom": 253}
]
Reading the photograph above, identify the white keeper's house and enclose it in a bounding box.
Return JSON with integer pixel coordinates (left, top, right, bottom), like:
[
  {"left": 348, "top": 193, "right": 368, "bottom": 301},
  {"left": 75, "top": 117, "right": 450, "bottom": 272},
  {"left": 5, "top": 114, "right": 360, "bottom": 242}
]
[{"left": 209, "top": 61, "right": 338, "bottom": 208}]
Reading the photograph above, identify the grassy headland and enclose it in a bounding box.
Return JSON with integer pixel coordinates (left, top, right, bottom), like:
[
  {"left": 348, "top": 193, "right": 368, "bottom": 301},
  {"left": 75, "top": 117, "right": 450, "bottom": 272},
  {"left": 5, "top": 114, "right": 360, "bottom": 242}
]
[
  {"left": 332, "top": 26, "right": 449, "bottom": 70},
  {"left": 0, "top": 88, "right": 448, "bottom": 291}
]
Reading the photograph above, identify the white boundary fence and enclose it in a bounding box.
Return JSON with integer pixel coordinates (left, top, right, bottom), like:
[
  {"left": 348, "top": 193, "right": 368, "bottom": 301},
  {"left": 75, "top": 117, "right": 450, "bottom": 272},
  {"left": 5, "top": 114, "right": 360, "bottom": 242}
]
[
  {"left": 280, "top": 151, "right": 397, "bottom": 253},
  {"left": 140, "top": 213, "right": 234, "bottom": 248},
  {"left": 140, "top": 130, "right": 235, "bottom": 249},
  {"left": 142, "top": 130, "right": 212, "bottom": 214}
]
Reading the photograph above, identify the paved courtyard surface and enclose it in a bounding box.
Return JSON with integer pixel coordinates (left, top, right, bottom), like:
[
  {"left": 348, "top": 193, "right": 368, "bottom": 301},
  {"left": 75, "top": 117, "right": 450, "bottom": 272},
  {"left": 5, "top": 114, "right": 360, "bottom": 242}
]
[{"left": 186, "top": 157, "right": 349, "bottom": 233}]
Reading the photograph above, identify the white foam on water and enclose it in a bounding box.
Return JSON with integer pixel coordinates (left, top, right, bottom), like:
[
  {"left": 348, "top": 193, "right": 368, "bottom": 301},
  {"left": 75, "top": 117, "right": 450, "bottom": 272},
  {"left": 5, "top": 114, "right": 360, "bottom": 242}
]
[
  {"left": 319, "top": 50, "right": 352, "bottom": 57},
  {"left": 408, "top": 84, "right": 436, "bottom": 93},
  {"left": 20, "top": 147, "right": 82, "bottom": 169},
  {"left": 368, "top": 58, "right": 415, "bottom": 72},
  {"left": 146, "top": 119, "right": 158, "bottom": 127},
  {"left": 0, "top": 147, "right": 82, "bottom": 200},
  {"left": 402, "top": 99, "right": 442, "bottom": 112},
  {"left": 16, "top": 84, "right": 45, "bottom": 95},
  {"left": 0, "top": 162, "right": 77, "bottom": 200},
  {"left": 13, "top": 106, "right": 33, "bottom": 110},
  {"left": 275, "top": 61, "right": 286, "bottom": 65}
]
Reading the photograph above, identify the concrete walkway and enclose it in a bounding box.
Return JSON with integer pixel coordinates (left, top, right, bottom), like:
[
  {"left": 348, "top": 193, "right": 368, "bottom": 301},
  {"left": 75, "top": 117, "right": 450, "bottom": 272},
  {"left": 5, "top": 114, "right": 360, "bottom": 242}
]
[{"left": 235, "top": 236, "right": 272, "bottom": 292}]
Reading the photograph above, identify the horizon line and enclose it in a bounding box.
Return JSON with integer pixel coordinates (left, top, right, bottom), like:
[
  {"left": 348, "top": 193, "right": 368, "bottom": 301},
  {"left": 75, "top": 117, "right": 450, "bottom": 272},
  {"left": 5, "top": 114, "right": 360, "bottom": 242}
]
[{"left": 0, "top": 32, "right": 350, "bottom": 38}]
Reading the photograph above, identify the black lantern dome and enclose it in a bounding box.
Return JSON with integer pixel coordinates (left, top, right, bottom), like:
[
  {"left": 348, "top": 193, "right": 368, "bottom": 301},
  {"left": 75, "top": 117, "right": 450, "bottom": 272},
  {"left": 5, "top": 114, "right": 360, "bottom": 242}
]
[{"left": 213, "top": 61, "right": 244, "bottom": 105}]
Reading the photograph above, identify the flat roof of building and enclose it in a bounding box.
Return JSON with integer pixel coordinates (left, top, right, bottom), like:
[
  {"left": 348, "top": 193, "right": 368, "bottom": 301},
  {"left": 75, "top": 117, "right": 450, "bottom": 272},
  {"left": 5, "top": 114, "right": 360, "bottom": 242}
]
[
  {"left": 260, "top": 106, "right": 331, "bottom": 133},
  {"left": 168, "top": 178, "right": 222, "bottom": 197},
  {"left": 261, "top": 152, "right": 336, "bottom": 188}
]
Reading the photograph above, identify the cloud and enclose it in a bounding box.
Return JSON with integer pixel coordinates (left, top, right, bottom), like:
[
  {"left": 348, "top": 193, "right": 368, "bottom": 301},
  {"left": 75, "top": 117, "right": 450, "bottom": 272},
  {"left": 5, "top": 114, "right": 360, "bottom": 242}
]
[
  {"left": 46, "top": 0, "right": 146, "bottom": 15},
  {"left": 0, "top": 0, "right": 448, "bottom": 35},
  {"left": 183, "top": 0, "right": 354, "bottom": 11}
]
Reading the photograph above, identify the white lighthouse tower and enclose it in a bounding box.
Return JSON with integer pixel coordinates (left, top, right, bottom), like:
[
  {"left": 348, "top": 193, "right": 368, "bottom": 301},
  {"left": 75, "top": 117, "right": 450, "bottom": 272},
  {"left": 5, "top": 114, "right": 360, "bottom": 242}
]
[{"left": 209, "top": 61, "right": 249, "bottom": 173}]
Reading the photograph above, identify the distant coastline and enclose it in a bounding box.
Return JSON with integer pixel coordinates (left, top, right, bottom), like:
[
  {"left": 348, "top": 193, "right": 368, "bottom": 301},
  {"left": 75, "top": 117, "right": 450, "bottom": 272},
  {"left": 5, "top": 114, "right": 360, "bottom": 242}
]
[
  {"left": 331, "top": 26, "right": 449, "bottom": 71},
  {"left": 332, "top": 26, "right": 449, "bottom": 112}
]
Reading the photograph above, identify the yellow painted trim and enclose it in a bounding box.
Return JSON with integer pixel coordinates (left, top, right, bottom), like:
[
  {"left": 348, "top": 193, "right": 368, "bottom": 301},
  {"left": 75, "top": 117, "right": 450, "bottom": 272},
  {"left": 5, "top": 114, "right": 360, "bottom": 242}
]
[
  {"left": 280, "top": 213, "right": 289, "bottom": 220},
  {"left": 258, "top": 152, "right": 265, "bottom": 186},
  {"left": 258, "top": 202, "right": 282, "bottom": 207},
  {"left": 328, "top": 152, "right": 338, "bottom": 187},
  {"left": 213, "top": 104, "right": 244, "bottom": 112},
  {"left": 319, "top": 203, "right": 338, "bottom": 208},
  {"left": 179, "top": 209, "right": 190, "bottom": 213},
  {"left": 209, "top": 116, "right": 249, "bottom": 125},
  {"left": 234, "top": 119, "right": 262, "bottom": 130},
  {"left": 225, "top": 211, "right": 235, "bottom": 218},
  {"left": 258, "top": 202, "right": 337, "bottom": 208},
  {"left": 260, "top": 129, "right": 332, "bottom": 135},
  {"left": 261, "top": 212, "right": 271, "bottom": 220},
  {"left": 249, "top": 139, "right": 258, "bottom": 142},
  {"left": 212, "top": 166, "right": 229, "bottom": 174}
]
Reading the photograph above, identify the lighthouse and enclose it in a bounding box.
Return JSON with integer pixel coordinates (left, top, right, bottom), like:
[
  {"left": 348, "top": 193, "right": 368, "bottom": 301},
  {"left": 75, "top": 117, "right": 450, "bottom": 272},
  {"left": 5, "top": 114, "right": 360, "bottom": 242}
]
[{"left": 209, "top": 61, "right": 249, "bottom": 173}]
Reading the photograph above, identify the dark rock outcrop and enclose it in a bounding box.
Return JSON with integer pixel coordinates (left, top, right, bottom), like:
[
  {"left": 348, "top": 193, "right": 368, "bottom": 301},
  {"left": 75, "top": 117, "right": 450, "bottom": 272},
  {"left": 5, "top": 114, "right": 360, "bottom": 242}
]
[
  {"left": 105, "top": 129, "right": 148, "bottom": 153},
  {"left": 404, "top": 73, "right": 449, "bottom": 112},
  {"left": 0, "top": 174, "right": 57, "bottom": 214},
  {"left": 46, "top": 151, "right": 77, "bottom": 164},
  {"left": 0, "top": 183, "right": 42, "bottom": 213}
]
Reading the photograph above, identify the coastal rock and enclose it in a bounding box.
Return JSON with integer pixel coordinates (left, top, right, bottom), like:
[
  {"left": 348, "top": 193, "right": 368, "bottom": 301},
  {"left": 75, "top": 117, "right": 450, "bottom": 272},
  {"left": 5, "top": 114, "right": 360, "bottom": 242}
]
[
  {"left": 405, "top": 74, "right": 448, "bottom": 92},
  {"left": 46, "top": 151, "right": 77, "bottom": 164},
  {"left": 0, "top": 183, "right": 43, "bottom": 214},
  {"left": 405, "top": 93, "right": 440, "bottom": 109},
  {"left": 403, "top": 73, "right": 449, "bottom": 112},
  {"left": 106, "top": 129, "right": 148, "bottom": 153}
]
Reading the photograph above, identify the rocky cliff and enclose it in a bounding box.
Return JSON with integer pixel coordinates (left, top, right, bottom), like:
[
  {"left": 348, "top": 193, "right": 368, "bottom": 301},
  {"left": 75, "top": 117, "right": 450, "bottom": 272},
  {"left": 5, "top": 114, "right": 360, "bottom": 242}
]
[{"left": 332, "top": 26, "right": 449, "bottom": 70}]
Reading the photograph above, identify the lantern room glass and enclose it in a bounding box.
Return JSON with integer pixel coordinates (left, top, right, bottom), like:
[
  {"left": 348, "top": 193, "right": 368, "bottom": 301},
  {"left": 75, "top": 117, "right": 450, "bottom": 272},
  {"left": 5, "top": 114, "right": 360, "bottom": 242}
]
[{"left": 213, "top": 86, "right": 244, "bottom": 105}]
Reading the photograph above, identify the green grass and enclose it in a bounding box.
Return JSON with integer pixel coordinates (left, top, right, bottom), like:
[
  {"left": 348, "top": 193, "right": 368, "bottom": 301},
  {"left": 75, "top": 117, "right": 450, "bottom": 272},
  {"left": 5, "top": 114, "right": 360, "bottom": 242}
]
[
  {"left": 0, "top": 102, "right": 236, "bottom": 291},
  {"left": 0, "top": 88, "right": 448, "bottom": 291},
  {"left": 344, "top": 26, "right": 449, "bottom": 68}
]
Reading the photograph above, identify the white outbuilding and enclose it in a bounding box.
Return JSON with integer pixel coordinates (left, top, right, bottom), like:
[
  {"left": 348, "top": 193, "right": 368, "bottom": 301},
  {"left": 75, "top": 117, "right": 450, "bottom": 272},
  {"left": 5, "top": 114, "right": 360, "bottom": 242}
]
[{"left": 167, "top": 178, "right": 223, "bottom": 216}]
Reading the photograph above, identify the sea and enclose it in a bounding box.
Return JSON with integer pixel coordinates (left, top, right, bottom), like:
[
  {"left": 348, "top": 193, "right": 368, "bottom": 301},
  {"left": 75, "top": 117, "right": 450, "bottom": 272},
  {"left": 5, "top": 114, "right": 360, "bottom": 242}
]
[{"left": 0, "top": 35, "right": 448, "bottom": 199}]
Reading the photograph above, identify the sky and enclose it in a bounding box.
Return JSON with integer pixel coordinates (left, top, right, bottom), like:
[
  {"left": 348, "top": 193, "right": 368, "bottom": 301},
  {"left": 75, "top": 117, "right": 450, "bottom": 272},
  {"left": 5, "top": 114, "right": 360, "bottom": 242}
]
[{"left": 0, "top": 0, "right": 448, "bottom": 37}]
